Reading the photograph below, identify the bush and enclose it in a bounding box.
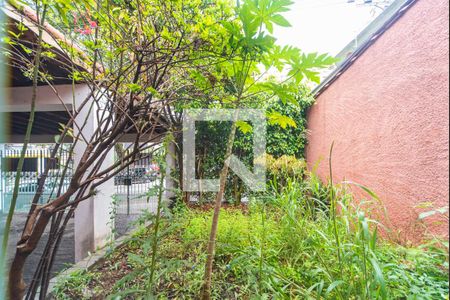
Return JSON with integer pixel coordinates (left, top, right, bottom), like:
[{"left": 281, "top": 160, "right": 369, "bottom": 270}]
[
  {"left": 55, "top": 177, "right": 449, "bottom": 300},
  {"left": 179, "top": 179, "right": 449, "bottom": 299},
  {"left": 193, "top": 94, "right": 314, "bottom": 204}
]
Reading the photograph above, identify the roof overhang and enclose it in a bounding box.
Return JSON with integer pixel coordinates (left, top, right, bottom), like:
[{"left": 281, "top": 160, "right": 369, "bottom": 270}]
[{"left": 1, "top": 3, "right": 99, "bottom": 87}]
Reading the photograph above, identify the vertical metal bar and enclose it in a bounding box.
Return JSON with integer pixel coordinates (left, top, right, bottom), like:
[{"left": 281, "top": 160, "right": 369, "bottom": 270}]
[
  {"left": 38, "top": 149, "right": 42, "bottom": 203},
  {"left": 127, "top": 154, "right": 130, "bottom": 216},
  {"left": 40, "top": 149, "right": 43, "bottom": 175}
]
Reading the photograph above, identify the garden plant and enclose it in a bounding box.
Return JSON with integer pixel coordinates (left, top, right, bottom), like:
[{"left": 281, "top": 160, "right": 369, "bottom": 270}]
[
  {"left": 53, "top": 167, "right": 449, "bottom": 299},
  {"left": 0, "top": 0, "right": 448, "bottom": 299}
]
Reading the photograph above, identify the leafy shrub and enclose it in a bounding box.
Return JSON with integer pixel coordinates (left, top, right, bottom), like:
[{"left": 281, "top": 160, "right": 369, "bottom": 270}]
[
  {"left": 179, "top": 179, "right": 449, "bottom": 299},
  {"left": 193, "top": 94, "right": 314, "bottom": 204},
  {"left": 265, "top": 95, "right": 314, "bottom": 158},
  {"left": 55, "top": 178, "right": 449, "bottom": 300},
  {"left": 267, "top": 155, "right": 307, "bottom": 178}
]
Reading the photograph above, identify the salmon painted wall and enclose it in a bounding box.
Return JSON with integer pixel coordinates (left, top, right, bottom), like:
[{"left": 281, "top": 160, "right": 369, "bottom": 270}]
[{"left": 306, "top": 0, "right": 449, "bottom": 242}]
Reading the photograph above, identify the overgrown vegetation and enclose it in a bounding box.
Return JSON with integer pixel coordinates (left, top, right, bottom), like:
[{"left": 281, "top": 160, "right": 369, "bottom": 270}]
[
  {"left": 1, "top": 0, "right": 338, "bottom": 295},
  {"left": 194, "top": 95, "right": 313, "bottom": 204},
  {"left": 2, "top": 0, "right": 448, "bottom": 298},
  {"left": 54, "top": 174, "right": 449, "bottom": 299}
]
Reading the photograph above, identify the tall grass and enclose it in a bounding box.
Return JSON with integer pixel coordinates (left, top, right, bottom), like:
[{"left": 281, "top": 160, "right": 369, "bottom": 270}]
[
  {"left": 54, "top": 174, "right": 449, "bottom": 299},
  {"left": 258, "top": 181, "right": 384, "bottom": 298},
  {"left": 181, "top": 176, "right": 449, "bottom": 299}
]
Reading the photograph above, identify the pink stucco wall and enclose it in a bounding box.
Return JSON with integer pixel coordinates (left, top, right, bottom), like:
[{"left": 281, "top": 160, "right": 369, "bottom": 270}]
[{"left": 306, "top": 0, "right": 449, "bottom": 242}]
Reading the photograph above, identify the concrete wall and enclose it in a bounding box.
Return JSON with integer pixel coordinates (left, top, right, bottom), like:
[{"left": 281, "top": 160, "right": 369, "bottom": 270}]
[{"left": 306, "top": 0, "right": 449, "bottom": 242}]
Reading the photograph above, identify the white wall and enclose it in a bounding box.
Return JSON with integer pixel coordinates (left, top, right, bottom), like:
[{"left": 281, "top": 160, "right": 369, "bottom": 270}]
[{"left": 73, "top": 86, "right": 114, "bottom": 261}]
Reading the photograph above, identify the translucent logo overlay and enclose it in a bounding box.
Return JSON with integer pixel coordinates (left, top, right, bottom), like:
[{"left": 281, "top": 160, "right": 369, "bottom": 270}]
[{"left": 183, "top": 109, "right": 267, "bottom": 193}]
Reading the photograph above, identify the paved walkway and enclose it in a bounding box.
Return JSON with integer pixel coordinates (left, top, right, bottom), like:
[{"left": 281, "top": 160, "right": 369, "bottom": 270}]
[
  {"left": 1, "top": 213, "right": 75, "bottom": 284},
  {"left": 0, "top": 199, "right": 157, "bottom": 285}
]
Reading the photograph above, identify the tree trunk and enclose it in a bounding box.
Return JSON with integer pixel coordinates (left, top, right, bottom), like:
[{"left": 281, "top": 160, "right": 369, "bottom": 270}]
[
  {"left": 201, "top": 122, "right": 237, "bottom": 300},
  {"left": 8, "top": 254, "right": 27, "bottom": 300},
  {"left": 8, "top": 207, "right": 53, "bottom": 299}
]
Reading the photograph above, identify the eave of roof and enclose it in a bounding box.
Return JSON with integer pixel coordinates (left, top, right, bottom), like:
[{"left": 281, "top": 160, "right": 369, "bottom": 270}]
[
  {"left": 312, "top": 0, "right": 419, "bottom": 98},
  {"left": 2, "top": 2, "right": 103, "bottom": 77}
]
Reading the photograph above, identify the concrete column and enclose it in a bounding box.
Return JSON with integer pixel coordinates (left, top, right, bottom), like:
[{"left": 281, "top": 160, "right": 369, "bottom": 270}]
[
  {"left": 92, "top": 150, "right": 115, "bottom": 250},
  {"left": 165, "top": 141, "right": 177, "bottom": 201},
  {"left": 73, "top": 85, "right": 114, "bottom": 262},
  {"left": 0, "top": 143, "right": 5, "bottom": 213}
]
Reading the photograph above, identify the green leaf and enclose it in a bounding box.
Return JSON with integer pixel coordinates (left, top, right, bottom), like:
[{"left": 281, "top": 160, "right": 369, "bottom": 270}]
[
  {"left": 239, "top": 0, "right": 294, "bottom": 38},
  {"left": 271, "top": 14, "right": 291, "bottom": 27},
  {"left": 343, "top": 181, "right": 380, "bottom": 201},
  {"left": 370, "top": 258, "right": 388, "bottom": 300},
  {"left": 289, "top": 52, "right": 338, "bottom": 84},
  {"left": 127, "top": 253, "right": 146, "bottom": 267},
  {"left": 127, "top": 83, "right": 142, "bottom": 93},
  {"left": 370, "top": 226, "right": 378, "bottom": 251},
  {"left": 239, "top": 3, "right": 259, "bottom": 38},
  {"left": 303, "top": 70, "right": 321, "bottom": 84},
  {"left": 267, "top": 112, "right": 297, "bottom": 129},
  {"left": 269, "top": 0, "right": 295, "bottom": 13},
  {"left": 236, "top": 121, "right": 253, "bottom": 134},
  {"left": 222, "top": 21, "right": 242, "bottom": 38},
  {"left": 326, "top": 280, "right": 345, "bottom": 295},
  {"left": 258, "top": 82, "right": 298, "bottom": 105},
  {"left": 265, "top": 20, "right": 274, "bottom": 34},
  {"left": 19, "top": 44, "right": 32, "bottom": 55}
]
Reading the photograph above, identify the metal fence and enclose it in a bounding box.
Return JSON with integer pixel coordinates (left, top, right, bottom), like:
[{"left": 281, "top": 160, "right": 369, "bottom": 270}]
[
  {"left": 0, "top": 147, "right": 161, "bottom": 216},
  {"left": 0, "top": 148, "right": 72, "bottom": 214},
  {"left": 114, "top": 153, "right": 161, "bottom": 215}
]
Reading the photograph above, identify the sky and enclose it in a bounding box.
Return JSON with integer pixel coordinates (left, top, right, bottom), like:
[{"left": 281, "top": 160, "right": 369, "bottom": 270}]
[{"left": 274, "top": 0, "right": 386, "bottom": 55}]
